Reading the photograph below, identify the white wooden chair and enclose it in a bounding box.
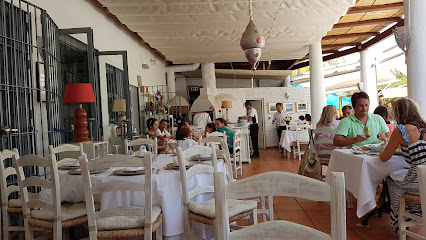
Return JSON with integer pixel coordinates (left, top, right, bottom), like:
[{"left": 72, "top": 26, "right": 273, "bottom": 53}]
[
  {"left": 311, "top": 127, "right": 336, "bottom": 166},
  {"left": 48, "top": 143, "right": 83, "bottom": 166},
  {"left": 13, "top": 154, "right": 88, "bottom": 240},
  {"left": 398, "top": 165, "right": 426, "bottom": 240},
  {"left": 0, "top": 149, "right": 39, "bottom": 240},
  {"left": 124, "top": 138, "right": 157, "bottom": 155},
  {"left": 289, "top": 124, "right": 309, "bottom": 160},
  {"left": 176, "top": 145, "right": 257, "bottom": 239},
  {"left": 79, "top": 153, "right": 162, "bottom": 240},
  {"left": 232, "top": 130, "right": 243, "bottom": 178},
  {"left": 200, "top": 135, "right": 234, "bottom": 183},
  {"left": 214, "top": 171, "right": 346, "bottom": 240},
  {"left": 206, "top": 132, "right": 225, "bottom": 137}
]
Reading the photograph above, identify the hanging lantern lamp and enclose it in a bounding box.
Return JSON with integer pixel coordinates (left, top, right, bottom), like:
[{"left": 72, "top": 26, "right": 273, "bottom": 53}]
[{"left": 240, "top": 0, "right": 265, "bottom": 71}]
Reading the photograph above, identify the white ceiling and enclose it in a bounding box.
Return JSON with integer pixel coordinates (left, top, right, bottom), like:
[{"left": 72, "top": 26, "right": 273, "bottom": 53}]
[{"left": 98, "top": 0, "right": 355, "bottom": 64}]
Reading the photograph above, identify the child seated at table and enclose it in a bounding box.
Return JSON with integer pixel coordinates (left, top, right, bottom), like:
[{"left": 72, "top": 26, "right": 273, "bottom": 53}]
[
  {"left": 202, "top": 123, "right": 216, "bottom": 138},
  {"left": 176, "top": 126, "right": 198, "bottom": 151}
]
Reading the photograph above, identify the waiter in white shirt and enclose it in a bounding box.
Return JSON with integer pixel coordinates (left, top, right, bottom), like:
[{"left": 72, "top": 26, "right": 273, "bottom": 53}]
[
  {"left": 272, "top": 103, "right": 292, "bottom": 152},
  {"left": 245, "top": 100, "right": 259, "bottom": 158}
]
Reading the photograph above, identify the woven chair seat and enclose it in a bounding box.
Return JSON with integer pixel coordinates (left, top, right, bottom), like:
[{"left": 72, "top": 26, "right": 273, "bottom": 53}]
[
  {"left": 402, "top": 192, "right": 421, "bottom": 203},
  {"left": 28, "top": 215, "right": 88, "bottom": 229},
  {"left": 188, "top": 198, "right": 257, "bottom": 219},
  {"left": 7, "top": 207, "right": 23, "bottom": 213},
  {"left": 31, "top": 202, "right": 88, "bottom": 222},
  {"left": 188, "top": 210, "right": 253, "bottom": 226},
  {"left": 97, "top": 215, "right": 162, "bottom": 239},
  {"left": 8, "top": 193, "right": 40, "bottom": 208},
  {"left": 97, "top": 206, "right": 161, "bottom": 231}
]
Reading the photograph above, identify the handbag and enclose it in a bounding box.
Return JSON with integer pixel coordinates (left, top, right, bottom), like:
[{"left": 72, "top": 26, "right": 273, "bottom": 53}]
[{"left": 298, "top": 129, "right": 322, "bottom": 180}]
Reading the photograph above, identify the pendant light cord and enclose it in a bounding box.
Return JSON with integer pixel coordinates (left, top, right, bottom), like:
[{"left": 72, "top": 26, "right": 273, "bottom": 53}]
[{"left": 248, "top": 0, "right": 253, "bottom": 20}]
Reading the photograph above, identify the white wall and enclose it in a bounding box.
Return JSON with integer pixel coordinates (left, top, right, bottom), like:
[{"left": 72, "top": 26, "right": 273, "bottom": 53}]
[
  {"left": 29, "top": 0, "right": 167, "bottom": 140},
  {"left": 215, "top": 87, "right": 311, "bottom": 147}
]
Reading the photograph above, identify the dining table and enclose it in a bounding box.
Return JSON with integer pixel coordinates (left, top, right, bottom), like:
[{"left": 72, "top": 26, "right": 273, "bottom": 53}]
[
  {"left": 325, "top": 149, "right": 410, "bottom": 218},
  {"left": 40, "top": 154, "right": 227, "bottom": 240},
  {"left": 279, "top": 129, "right": 309, "bottom": 158}
]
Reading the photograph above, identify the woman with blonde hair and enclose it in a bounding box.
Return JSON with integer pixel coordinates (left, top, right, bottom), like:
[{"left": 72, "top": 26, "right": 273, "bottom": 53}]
[
  {"left": 314, "top": 105, "right": 340, "bottom": 159},
  {"left": 380, "top": 98, "right": 426, "bottom": 233}
]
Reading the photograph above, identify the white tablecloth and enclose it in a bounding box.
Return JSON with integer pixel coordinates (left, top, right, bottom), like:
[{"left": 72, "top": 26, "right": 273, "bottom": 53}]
[
  {"left": 40, "top": 154, "right": 226, "bottom": 240},
  {"left": 325, "top": 149, "right": 410, "bottom": 218},
  {"left": 279, "top": 130, "right": 309, "bottom": 152}
]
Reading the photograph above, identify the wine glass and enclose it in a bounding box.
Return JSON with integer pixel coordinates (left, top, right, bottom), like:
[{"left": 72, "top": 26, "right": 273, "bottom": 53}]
[{"left": 164, "top": 137, "right": 173, "bottom": 155}]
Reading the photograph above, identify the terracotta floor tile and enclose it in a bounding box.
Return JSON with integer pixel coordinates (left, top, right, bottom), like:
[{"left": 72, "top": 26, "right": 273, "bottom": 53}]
[
  {"left": 304, "top": 209, "right": 331, "bottom": 219},
  {"left": 274, "top": 196, "right": 297, "bottom": 204},
  {"left": 299, "top": 201, "right": 330, "bottom": 210},
  {"left": 274, "top": 203, "right": 303, "bottom": 211},
  {"left": 310, "top": 217, "right": 331, "bottom": 229},
  {"left": 276, "top": 210, "right": 309, "bottom": 220}
]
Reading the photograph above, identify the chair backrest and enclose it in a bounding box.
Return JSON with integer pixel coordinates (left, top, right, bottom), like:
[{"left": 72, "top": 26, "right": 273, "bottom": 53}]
[
  {"left": 0, "top": 149, "right": 20, "bottom": 208},
  {"left": 200, "top": 135, "right": 234, "bottom": 182},
  {"left": 48, "top": 143, "right": 83, "bottom": 166},
  {"left": 13, "top": 154, "right": 61, "bottom": 223},
  {"left": 233, "top": 130, "right": 242, "bottom": 155},
  {"left": 416, "top": 165, "right": 426, "bottom": 233},
  {"left": 214, "top": 171, "right": 346, "bottom": 240},
  {"left": 207, "top": 132, "right": 224, "bottom": 137},
  {"left": 124, "top": 138, "right": 157, "bottom": 155},
  {"left": 79, "top": 153, "right": 152, "bottom": 236},
  {"left": 177, "top": 145, "right": 218, "bottom": 205},
  {"left": 312, "top": 127, "right": 336, "bottom": 159}
]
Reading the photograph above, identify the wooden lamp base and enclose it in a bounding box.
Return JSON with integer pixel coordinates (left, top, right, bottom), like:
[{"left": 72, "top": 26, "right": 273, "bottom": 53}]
[{"left": 71, "top": 104, "right": 91, "bottom": 143}]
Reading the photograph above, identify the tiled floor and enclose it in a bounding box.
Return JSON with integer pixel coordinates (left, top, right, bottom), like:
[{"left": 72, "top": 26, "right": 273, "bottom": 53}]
[{"left": 235, "top": 147, "right": 425, "bottom": 240}]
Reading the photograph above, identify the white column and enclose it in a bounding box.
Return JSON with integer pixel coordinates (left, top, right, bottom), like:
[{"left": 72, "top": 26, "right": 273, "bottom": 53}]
[
  {"left": 201, "top": 63, "right": 216, "bottom": 89},
  {"left": 166, "top": 71, "right": 176, "bottom": 93},
  {"left": 406, "top": 0, "right": 426, "bottom": 115},
  {"left": 283, "top": 75, "right": 291, "bottom": 87},
  {"left": 360, "top": 50, "right": 378, "bottom": 112},
  {"left": 309, "top": 42, "right": 327, "bottom": 126}
]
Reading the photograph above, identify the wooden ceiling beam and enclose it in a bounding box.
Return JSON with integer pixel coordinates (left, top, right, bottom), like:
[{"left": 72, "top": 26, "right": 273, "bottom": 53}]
[
  {"left": 322, "top": 42, "right": 362, "bottom": 50},
  {"left": 347, "top": 2, "right": 404, "bottom": 14},
  {"left": 290, "top": 19, "right": 403, "bottom": 70},
  {"left": 334, "top": 17, "right": 401, "bottom": 28},
  {"left": 322, "top": 32, "right": 378, "bottom": 40}
]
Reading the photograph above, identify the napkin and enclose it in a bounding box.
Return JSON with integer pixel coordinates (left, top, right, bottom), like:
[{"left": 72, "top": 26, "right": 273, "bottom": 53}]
[
  {"left": 173, "top": 157, "right": 189, "bottom": 166},
  {"left": 351, "top": 145, "right": 361, "bottom": 151},
  {"left": 137, "top": 145, "right": 147, "bottom": 157},
  {"left": 390, "top": 169, "right": 409, "bottom": 182}
]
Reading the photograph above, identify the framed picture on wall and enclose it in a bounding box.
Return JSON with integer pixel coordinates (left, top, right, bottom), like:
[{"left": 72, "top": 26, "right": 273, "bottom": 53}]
[
  {"left": 283, "top": 102, "right": 295, "bottom": 114},
  {"left": 268, "top": 102, "right": 278, "bottom": 113},
  {"left": 297, "top": 102, "right": 308, "bottom": 112}
]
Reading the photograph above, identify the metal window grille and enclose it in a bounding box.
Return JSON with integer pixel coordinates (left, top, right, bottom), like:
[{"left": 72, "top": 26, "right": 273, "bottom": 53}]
[{"left": 106, "top": 63, "right": 125, "bottom": 121}]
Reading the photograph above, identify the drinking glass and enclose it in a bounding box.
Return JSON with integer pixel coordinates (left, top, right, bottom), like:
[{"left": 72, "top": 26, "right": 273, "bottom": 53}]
[{"left": 164, "top": 138, "right": 173, "bottom": 155}]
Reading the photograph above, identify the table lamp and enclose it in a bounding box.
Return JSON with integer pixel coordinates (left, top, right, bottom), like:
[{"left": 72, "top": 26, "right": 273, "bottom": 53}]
[
  {"left": 222, "top": 100, "right": 233, "bottom": 122},
  {"left": 63, "top": 83, "right": 96, "bottom": 143},
  {"left": 112, "top": 99, "right": 127, "bottom": 123}
]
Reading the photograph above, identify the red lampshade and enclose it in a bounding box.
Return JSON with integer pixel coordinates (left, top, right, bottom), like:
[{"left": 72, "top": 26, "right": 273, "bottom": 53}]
[{"left": 63, "top": 83, "right": 96, "bottom": 104}]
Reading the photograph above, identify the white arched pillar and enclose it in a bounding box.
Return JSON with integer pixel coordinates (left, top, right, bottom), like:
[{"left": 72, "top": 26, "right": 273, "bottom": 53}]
[
  {"left": 406, "top": 0, "right": 426, "bottom": 115},
  {"left": 309, "top": 42, "right": 327, "bottom": 126},
  {"left": 360, "top": 50, "right": 378, "bottom": 112}
]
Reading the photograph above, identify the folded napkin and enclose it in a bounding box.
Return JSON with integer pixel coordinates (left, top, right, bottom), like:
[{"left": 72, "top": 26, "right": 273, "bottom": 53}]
[
  {"left": 137, "top": 145, "right": 147, "bottom": 157},
  {"left": 70, "top": 159, "right": 80, "bottom": 167},
  {"left": 390, "top": 169, "right": 409, "bottom": 182},
  {"left": 173, "top": 157, "right": 189, "bottom": 166}
]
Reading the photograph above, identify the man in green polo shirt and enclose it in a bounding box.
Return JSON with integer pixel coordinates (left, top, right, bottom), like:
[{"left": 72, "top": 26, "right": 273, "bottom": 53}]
[{"left": 334, "top": 92, "right": 389, "bottom": 147}]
